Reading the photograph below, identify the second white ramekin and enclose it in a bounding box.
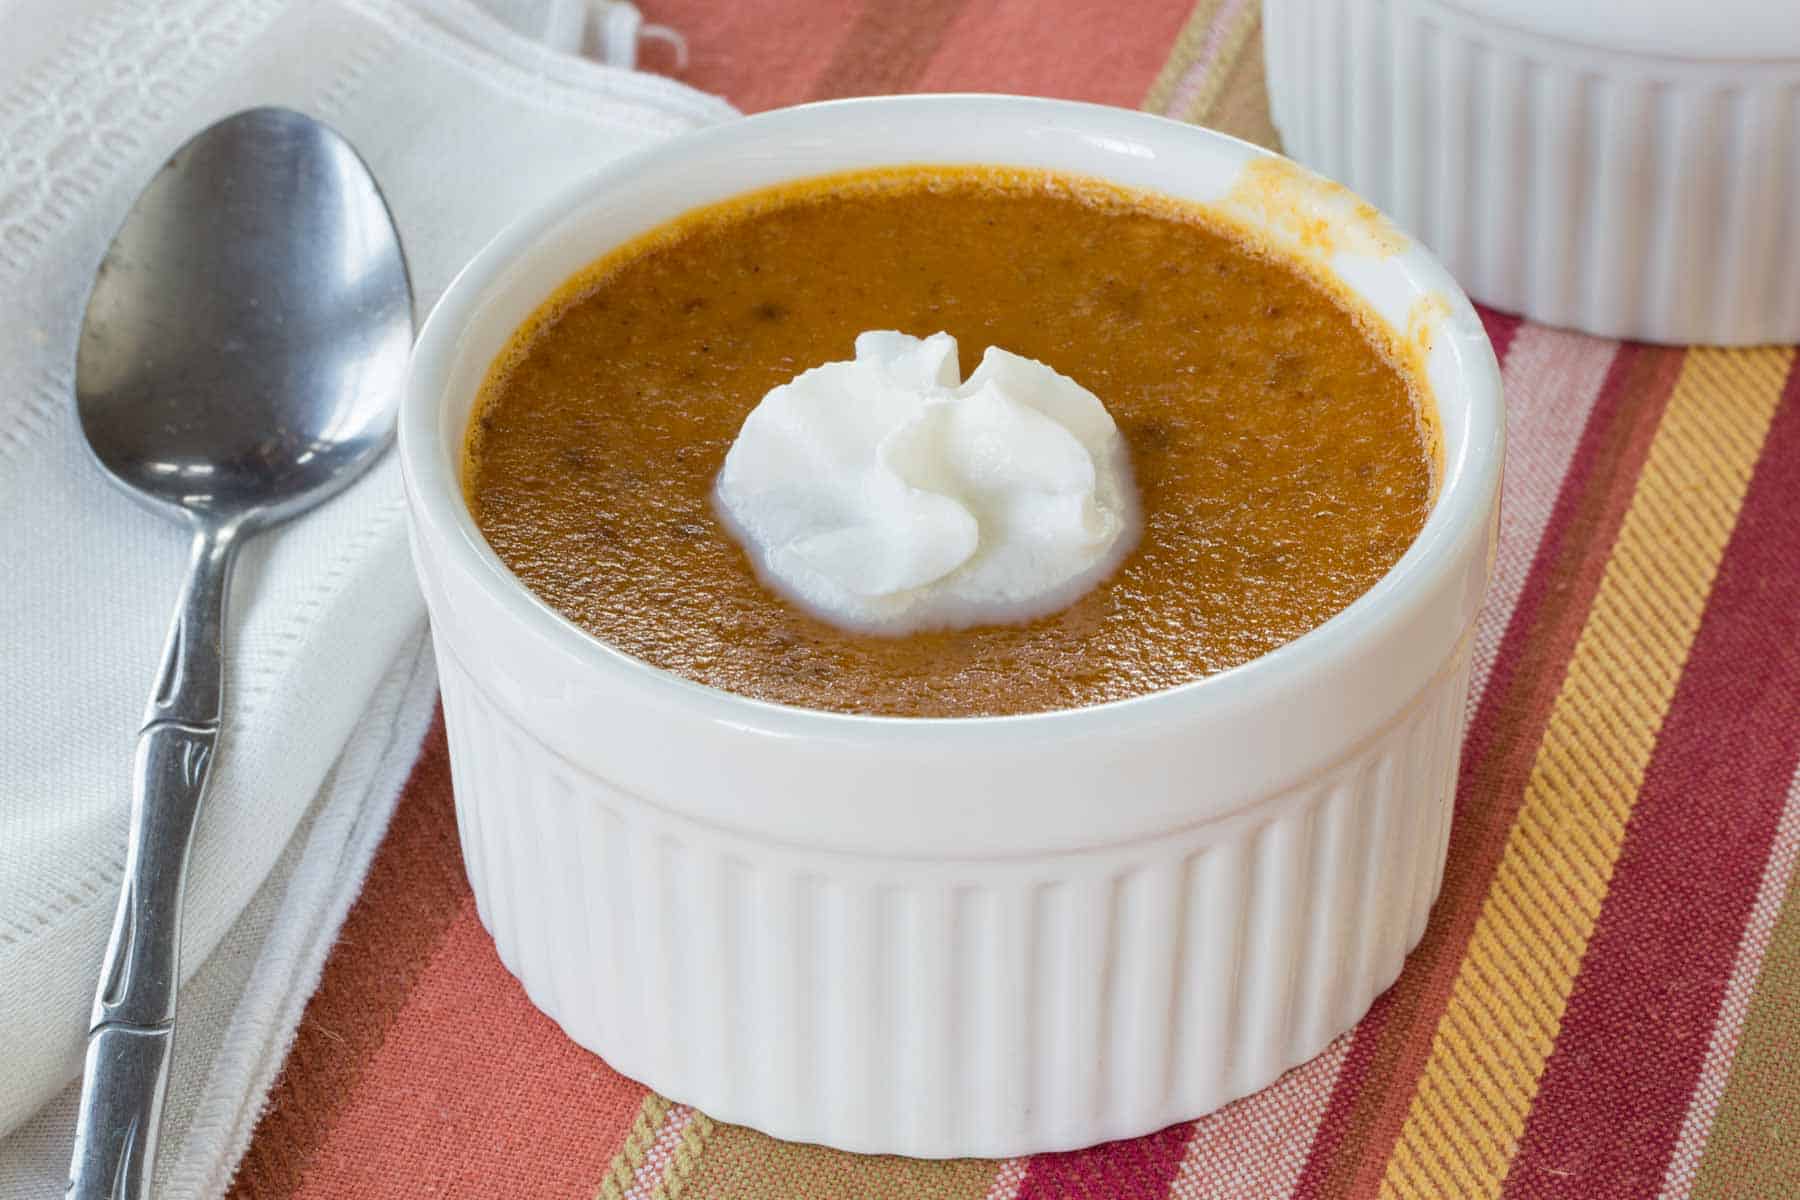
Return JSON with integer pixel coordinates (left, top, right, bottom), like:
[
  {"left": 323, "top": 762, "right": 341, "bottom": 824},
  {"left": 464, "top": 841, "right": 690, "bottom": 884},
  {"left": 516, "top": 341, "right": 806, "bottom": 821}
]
[
  {"left": 400, "top": 95, "right": 1503, "bottom": 1157},
  {"left": 1265, "top": 0, "right": 1800, "bottom": 345}
]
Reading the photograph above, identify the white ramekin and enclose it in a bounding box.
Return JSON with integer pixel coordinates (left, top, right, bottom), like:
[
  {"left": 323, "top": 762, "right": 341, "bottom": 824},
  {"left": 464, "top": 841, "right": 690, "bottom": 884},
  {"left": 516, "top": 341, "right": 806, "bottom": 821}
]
[
  {"left": 399, "top": 95, "right": 1503, "bottom": 1158},
  {"left": 1264, "top": 0, "right": 1800, "bottom": 345}
]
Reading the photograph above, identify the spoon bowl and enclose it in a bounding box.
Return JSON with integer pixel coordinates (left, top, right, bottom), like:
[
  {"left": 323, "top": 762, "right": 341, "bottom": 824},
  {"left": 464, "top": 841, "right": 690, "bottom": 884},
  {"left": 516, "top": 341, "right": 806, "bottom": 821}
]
[
  {"left": 67, "top": 106, "right": 410, "bottom": 1200},
  {"left": 76, "top": 105, "right": 411, "bottom": 526}
]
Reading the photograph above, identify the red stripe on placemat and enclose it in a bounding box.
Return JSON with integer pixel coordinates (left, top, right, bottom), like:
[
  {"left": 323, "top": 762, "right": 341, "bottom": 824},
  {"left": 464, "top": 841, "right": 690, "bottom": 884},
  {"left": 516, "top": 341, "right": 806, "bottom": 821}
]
[
  {"left": 642, "top": 0, "right": 862, "bottom": 112},
  {"left": 647, "top": 0, "right": 1208, "bottom": 121},
  {"left": 288, "top": 898, "right": 647, "bottom": 1198},
  {"left": 1015, "top": 1122, "right": 1194, "bottom": 1200},
  {"left": 914, "top": 0, "right": 1199, "bottom": 107},
  {"left": 1476, "top": 305, "right": 1523, "bottom": 363},
  {"left": 644, "top": 0, "right": 1197, "bottom": 116},
  {"left": 1292, "top": 343, "right": 1685, "bottom": 1200},
  {"left": 231, "top": 718, "right": 468, "bottom": 1198},
  {"left": 1498, "top": 357, "right": 1800, "bottom": 1199}
]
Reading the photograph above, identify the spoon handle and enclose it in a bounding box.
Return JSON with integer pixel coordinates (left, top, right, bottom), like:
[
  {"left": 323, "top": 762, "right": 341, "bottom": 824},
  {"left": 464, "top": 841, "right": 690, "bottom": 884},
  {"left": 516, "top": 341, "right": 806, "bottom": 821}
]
[{"left": 69, "top": 523, "right": 238, "bottom": 1200}]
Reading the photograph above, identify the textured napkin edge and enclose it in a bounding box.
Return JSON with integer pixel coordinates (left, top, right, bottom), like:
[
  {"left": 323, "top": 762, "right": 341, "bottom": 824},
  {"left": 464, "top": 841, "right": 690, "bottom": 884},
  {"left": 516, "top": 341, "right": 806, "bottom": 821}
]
[
  {"left": 167, "top": 627, "right": 438, "bottom": 1200},
  {"left": 358, "top": 0, "right": 739, "bottom": 129}
]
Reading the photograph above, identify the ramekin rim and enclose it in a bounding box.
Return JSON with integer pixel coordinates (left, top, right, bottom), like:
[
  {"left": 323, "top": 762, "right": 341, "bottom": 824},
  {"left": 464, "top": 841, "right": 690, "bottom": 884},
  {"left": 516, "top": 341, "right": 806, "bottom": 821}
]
[{"left": 399, "top": 93, "right": 1504, "bottom": 747}]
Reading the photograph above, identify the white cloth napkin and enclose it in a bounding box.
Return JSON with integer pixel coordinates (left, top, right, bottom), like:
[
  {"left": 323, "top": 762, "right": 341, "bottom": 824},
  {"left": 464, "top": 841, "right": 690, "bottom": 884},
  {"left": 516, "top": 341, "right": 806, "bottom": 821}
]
[{"left": 0, "top": 0, "right": 735, "bottom": 1191}]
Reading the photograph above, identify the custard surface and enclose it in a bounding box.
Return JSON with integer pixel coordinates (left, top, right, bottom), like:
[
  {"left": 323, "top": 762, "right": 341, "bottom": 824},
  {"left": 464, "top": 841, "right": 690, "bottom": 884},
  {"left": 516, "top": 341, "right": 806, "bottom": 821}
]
[{"left": 466, "top": 168, "right": 1434, "bottom": 717}]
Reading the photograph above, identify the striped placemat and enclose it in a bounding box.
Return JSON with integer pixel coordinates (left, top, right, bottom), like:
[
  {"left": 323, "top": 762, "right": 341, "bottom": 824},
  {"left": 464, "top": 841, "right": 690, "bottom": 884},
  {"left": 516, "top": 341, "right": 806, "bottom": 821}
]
[{"left": 227, "top": 2, "right": 1800, "bottom": 1196}]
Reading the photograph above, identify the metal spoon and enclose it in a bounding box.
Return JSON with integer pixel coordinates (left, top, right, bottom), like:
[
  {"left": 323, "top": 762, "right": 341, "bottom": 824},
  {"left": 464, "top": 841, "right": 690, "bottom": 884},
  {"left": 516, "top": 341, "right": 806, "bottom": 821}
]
[{"left": 68, "top": 107, "right": 411, "bottom": 1199}]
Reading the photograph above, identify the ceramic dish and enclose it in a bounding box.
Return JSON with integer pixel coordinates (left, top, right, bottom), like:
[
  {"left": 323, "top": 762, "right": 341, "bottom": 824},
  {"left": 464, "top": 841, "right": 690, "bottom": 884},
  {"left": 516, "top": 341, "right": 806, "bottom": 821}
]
[
  {"left": 1265, "top": 0, "right": 1800, "bottom": 345},
  {"left": 399, "top": 94, "right": 1504, "bottom": 1158}
]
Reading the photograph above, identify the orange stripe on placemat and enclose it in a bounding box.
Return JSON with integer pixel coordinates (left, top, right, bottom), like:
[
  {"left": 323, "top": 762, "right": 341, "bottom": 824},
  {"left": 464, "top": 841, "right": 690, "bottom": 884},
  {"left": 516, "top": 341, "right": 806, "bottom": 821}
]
[
  {"left": 1376, "top": 345, "right": 1795, "bottom": 1199},
  {"left": 285, "top": 896, "right": 647, "bottom": 1199},
  {"left": 1292, "top": 343, "right": 1684, "bottom": 1200},
  {"left": 914, "top": 0, "right": 1197, "bottom": 108},
  {"left": 1498, "top": 352, "right": 1800, "bottom": 1198},
  {"left": 230, "top": 717, "right": 466, "bottom": 1198}
]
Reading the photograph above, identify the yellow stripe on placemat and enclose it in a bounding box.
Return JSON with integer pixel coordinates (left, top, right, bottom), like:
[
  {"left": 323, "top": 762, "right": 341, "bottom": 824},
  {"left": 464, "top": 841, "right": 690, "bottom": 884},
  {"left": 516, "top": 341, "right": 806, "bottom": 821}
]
[
  {"left": 1140, "top": 0, "right": 1262, "bottom": 125},
  {"left": 673, "top": 1119, "right": 1001, "bottom": 1199},
  {"left": 597, "top": 1093, "right": 669, "bottom": 1200},
  {"left": 597, "top": 1093, "right": 715, "bottom": 1200},
  {"left": 1378, "top": 346, "right": 1796, "bottom": 1200},
  {"left": 1141, "top": 0, "right": 1228, "bottom": 116},
  {"left": 1170, "top": 0, "right": 1261, "bottom": 127},
  {"left": 1140, "top": 0, "right": 1277, "bottom": 148},
  {"left": 655, "top": 1108, "right": 715, "bottom": 1200},
  {"left": 1197, "top": 20, "right": 1280, "bottom": 150}
]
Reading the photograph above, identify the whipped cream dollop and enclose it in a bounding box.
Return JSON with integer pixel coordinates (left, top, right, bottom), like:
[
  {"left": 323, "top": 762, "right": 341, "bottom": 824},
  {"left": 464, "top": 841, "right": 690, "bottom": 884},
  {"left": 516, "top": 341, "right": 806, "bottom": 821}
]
[{"left": 713, "top": 331, "right": 1139, "bottom": 634}]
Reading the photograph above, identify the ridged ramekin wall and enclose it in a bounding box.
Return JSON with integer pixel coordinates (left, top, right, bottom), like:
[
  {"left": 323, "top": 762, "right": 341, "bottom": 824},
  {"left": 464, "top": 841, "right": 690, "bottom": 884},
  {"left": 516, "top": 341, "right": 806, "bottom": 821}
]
[
  {"left": 435, "top": 639, "right": 1470, "bottom": 1157},
  {"left": 1265, "top": 0, "right": 1800, "bottom": 344}
]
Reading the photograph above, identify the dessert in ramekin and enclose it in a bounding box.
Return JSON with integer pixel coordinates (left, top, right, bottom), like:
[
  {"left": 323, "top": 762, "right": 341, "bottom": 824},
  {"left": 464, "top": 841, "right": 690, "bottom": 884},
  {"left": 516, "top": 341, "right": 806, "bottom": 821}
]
[{"left": 399, "top": 94, "right": 1503, "bottom": 1158}]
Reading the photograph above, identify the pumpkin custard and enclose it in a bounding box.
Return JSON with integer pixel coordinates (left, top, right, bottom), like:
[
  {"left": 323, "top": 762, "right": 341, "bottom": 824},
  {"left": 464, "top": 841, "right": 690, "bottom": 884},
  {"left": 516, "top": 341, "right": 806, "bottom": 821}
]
[{"left": 465, "top": 167, "right": 1436, "bottom": 717}]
